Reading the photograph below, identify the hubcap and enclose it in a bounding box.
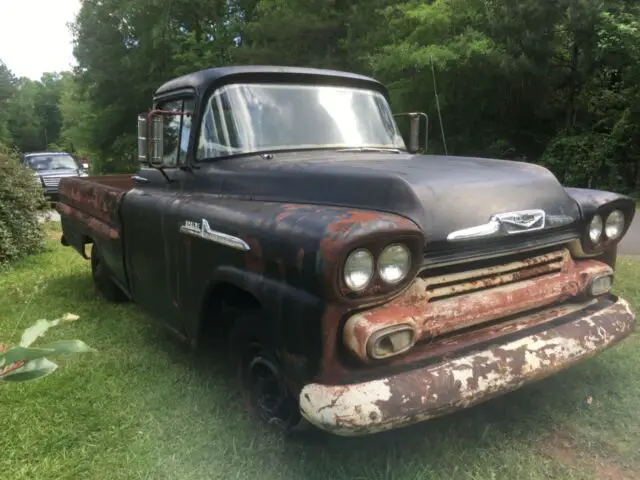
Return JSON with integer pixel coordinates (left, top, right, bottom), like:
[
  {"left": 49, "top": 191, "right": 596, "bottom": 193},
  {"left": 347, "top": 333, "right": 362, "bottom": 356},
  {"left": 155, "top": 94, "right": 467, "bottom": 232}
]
[{"left": 244, "top": 352, "right": 297, "bottom": 427}]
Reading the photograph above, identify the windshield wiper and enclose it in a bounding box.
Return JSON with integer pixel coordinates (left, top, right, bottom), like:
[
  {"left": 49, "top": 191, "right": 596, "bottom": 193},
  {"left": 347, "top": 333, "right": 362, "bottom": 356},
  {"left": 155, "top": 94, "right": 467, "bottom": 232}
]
[{"left": 336, "top": 147, "right": 402, "bottom": 153}]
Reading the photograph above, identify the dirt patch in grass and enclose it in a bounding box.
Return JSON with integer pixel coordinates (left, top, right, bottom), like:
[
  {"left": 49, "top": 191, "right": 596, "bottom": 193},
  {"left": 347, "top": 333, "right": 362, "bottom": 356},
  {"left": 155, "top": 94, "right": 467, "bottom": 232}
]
[{"left": 540, "top": 430, "right": 637, "bottom": 480}]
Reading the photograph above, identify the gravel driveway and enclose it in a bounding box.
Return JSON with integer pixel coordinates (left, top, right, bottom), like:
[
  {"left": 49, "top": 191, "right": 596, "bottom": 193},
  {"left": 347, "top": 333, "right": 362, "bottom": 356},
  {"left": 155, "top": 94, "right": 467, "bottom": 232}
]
[{"left": 37, "top": 210, "right": 60, "bottom": 223}]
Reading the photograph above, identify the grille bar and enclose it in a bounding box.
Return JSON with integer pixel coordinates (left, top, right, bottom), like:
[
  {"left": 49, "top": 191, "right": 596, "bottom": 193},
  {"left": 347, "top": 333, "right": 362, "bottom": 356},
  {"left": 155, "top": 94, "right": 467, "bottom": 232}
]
[
  {"left": 422, "top": 249, "right": 569, "bottom": 302},
  {"left": 42, "top": 177, "right": 63, "bottom": 187}
]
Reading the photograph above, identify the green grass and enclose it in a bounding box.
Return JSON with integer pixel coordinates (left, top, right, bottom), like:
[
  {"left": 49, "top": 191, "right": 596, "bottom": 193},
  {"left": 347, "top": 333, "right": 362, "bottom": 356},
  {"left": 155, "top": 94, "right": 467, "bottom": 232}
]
[{"left": 1, "top": 225, "right": 639, "bottom": 480}]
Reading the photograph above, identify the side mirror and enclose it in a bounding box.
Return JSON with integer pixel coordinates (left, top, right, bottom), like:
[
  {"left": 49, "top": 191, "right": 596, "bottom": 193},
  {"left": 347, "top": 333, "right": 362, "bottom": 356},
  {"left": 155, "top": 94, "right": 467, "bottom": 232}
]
[
  {"left": 137, "top": 112, "right": 166, "bottom": 167},
  {"left": 393, "top": 112, "right": 429, "bottom": 153},
  {"left": 137, "top": 110, "right": 187, "bottom": 168},
  {"left": 137, "top": 114, "right": 149, "bottom": 163},
  {"left": 150, "top": 114, "right": 165, "bottom": 167}
]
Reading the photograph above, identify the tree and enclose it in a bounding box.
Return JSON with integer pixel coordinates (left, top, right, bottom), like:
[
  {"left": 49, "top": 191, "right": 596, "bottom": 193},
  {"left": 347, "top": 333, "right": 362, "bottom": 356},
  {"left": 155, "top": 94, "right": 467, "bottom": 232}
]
[
  {"left": 70, "top": 0, "right": 238, "bottom": 172},
  {"left": 0, "top": 60, "right": 16, "bottom": 146}
]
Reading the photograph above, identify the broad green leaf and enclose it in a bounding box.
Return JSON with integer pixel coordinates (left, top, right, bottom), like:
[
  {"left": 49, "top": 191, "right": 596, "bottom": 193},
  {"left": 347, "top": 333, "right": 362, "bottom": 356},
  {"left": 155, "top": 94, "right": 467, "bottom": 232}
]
[
  {"left": 37, "top": 340, "right": 97, "bottom": 355},
  {"left": 0, "top": 358, "right": 58, "bottom": 383},
  {"left": 19, "top": 318, "right": 60, "bottom": 347},
  {"left": 0, "top": 341, "right": 96, "bottom": 367},
  {"left": 0, "top": 346, "right": 58, "bottom": 366}
]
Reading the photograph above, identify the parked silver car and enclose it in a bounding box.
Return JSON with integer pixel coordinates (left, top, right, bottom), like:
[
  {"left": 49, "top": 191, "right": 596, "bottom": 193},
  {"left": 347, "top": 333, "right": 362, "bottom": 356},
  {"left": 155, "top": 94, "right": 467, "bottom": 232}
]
[{"left": 21, "top": 152, "right": 88, "bottom": 200}]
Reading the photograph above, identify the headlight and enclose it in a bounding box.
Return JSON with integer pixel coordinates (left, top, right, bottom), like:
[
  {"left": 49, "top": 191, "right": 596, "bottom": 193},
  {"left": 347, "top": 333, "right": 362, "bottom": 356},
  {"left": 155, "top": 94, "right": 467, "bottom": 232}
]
[
  {"left": 588, "top": 214, "right": 603, "bottom": 243},
  {"left": 378, "top": 243, "right": 411, "bottom": 284},
  {"left": 367, "top": 325, "right": 416, "bottom": 359},
  {"left": 605, "top": 210, "right": 624, "bottom": 240},
  {"left": 344, "top": 248, "right": 374, "bottom": 291}
]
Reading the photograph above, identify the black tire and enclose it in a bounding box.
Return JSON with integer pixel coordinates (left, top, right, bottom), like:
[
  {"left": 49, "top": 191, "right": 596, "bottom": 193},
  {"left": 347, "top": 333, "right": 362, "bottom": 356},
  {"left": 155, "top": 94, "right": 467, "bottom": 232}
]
[
  {"left": 229, "top": 313, "right": 310, "bottom": 434},
  {"left": 90, "top": 243, "right": 128, "bottom": 303}
]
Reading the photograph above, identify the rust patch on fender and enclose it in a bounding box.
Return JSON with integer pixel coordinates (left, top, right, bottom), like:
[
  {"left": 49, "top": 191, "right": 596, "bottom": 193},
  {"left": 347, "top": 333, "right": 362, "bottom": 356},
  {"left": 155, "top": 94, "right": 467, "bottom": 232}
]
[
  {"left": 243, "top": 237, "right": 265, "bottom": 274},
  {"left": 296, "top": 248, "right": 305, "bottom": 272}
]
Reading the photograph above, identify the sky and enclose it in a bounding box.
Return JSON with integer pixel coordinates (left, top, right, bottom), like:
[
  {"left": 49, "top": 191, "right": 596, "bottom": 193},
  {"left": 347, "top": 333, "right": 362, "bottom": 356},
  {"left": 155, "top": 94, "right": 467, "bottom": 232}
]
[{"left": 0, "top": 0, "right": 81, "bottom": 80}]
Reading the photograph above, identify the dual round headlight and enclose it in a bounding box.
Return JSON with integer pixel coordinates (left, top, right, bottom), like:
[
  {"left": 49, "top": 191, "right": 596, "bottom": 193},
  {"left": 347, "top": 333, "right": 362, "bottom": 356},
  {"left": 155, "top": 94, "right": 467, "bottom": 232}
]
[
  {"left": 343, "top": 243, "right": 412, "bottom": 292},
  {"left": 588, "top": 210, "right": 625, "bottom": 244}
]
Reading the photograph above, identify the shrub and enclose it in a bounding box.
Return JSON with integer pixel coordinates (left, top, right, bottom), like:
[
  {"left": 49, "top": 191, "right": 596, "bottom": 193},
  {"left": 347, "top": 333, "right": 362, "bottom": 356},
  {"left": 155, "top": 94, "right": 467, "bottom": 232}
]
[{"left": 0, "top": 146, "right": 47, "bottom": 265}]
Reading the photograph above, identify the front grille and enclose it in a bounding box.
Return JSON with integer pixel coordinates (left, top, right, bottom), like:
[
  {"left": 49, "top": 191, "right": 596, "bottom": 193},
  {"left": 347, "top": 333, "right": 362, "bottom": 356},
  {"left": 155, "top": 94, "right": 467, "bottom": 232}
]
[
  {"left": 42, "top": 176, "right": 64, "bottom": 187},
  {"left": 419, "top": 247, "right": 569, "bottom": 303}
]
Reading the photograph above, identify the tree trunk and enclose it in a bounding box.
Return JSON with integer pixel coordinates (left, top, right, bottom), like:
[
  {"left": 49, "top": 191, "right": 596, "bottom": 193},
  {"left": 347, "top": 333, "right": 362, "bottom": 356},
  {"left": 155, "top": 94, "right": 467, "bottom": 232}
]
[{"left": 565, "top": 43, "right": 579, "bottom": 129}]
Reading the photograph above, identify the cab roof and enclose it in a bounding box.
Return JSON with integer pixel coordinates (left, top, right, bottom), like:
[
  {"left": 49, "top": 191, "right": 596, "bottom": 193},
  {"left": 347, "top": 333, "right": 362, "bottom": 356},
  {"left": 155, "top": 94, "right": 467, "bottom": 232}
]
[{"left": 153, "top": 65, "right": 388, "bottom": 99}]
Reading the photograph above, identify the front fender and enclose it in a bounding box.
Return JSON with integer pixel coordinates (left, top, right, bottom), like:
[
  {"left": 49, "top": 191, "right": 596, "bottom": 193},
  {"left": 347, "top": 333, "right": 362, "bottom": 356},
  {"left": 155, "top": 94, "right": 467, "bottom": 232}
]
[
  {"left": 177, "top": 196, "right": 423, "bottom": 385},
  {"left": 565, "top": 187, "right": 636, "bottom": 221},
  {"left": 177, "top": 195, "right": 423, "bottom": 301}
]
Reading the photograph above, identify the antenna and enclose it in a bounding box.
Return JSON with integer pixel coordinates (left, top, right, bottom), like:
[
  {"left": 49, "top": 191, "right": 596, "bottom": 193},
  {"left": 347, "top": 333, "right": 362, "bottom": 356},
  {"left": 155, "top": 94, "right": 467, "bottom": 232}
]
[{"left": 430, "top": 56, "right": 448, "bottom": 156}]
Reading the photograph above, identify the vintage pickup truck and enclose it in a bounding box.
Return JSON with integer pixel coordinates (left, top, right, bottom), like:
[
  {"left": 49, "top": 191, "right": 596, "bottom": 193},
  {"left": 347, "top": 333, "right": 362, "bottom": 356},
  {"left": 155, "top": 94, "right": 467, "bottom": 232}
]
[{"left": 56, "top": 65, "right": 637, "bottom": 437}]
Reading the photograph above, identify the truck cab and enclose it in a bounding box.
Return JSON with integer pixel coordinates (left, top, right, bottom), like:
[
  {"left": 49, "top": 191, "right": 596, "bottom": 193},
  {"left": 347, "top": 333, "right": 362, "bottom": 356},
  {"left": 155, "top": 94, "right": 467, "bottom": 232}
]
[{"left": 56, "top": 65, "right": 637, "bottom": 437}]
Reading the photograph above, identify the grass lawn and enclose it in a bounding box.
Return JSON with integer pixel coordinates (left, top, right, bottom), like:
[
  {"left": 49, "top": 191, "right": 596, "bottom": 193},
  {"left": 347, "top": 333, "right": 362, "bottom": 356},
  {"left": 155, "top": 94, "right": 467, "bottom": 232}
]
[{"left": 1, "top": 224, "right": 639, "bottom": 480}]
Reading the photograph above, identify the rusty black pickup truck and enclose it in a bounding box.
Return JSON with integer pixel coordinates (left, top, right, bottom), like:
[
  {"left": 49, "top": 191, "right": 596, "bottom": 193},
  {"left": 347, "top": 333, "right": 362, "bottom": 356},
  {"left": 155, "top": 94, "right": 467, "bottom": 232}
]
[{"left": 56, "top": 65, "right": 637, "bottom": 437}]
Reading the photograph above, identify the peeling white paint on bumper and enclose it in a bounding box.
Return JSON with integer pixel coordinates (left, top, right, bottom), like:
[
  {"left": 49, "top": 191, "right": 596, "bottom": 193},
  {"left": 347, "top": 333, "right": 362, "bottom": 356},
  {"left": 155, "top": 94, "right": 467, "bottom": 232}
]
[{"left": 299, "top": 296, "right": 636, "bottom": 437}]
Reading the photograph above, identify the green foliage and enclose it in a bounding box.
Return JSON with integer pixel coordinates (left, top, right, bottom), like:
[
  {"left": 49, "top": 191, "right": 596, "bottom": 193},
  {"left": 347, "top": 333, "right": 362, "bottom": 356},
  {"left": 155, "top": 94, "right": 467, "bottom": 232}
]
[
  {"left": 0, "top": 147, "right": 47, "bottom": 266},
  {"left": 0, "top": 60, "right": 15, "bottom": 145},
  {"left": 2, "top": 0, "right": 640, "bottom": 191},
  {"left": 0, "top": 313, "right": 96, "bottom": 383},
  {"left": 540, "top": 131, "right": 618, "bottom": 189}
]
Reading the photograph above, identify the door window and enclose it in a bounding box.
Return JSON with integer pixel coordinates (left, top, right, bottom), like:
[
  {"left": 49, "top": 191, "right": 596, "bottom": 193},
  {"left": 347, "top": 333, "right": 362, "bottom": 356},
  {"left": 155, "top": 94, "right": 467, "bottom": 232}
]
[{"left": 157, "top": 98, "right": 195, "bottom": 167}]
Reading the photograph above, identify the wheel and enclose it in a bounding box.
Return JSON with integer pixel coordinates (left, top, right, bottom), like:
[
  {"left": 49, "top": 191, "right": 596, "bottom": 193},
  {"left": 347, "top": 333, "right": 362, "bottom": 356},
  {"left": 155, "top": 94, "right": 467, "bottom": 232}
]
[
  {"left": 90, "top": 243, "right": 128, "bottom": 303},
  {"left": 229, "top": 313, "right": 309, "bottom": 434}
]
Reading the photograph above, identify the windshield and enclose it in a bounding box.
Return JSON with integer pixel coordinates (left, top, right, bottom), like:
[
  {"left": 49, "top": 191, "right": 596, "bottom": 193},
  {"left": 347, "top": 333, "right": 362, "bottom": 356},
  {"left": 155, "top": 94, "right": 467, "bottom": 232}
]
[
  {"left": 196, "top": 83, "right": 406, "bottom": 159},
  {"left": 24, "top": 154, "right": 78, "bottom": 171}
]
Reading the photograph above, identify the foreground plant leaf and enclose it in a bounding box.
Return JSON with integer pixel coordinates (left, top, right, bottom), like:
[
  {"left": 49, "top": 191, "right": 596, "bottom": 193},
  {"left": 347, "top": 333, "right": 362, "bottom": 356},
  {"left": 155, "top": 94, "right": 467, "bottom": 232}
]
[
  {"left": 1, "top": 315, "right": 96, "bottom": 384},
  {"left": 0, "top": 358, "right": 58, "bottom": 382},
  {"left": 19, "top": 318, "right": 61, "bottom": 347}
]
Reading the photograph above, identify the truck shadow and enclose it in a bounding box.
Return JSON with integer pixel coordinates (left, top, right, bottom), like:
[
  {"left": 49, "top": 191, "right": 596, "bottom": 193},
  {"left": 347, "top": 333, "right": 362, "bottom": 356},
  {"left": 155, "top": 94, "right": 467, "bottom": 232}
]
[{"left": 47, "top": 272, "right": 634, "bottom": 477}]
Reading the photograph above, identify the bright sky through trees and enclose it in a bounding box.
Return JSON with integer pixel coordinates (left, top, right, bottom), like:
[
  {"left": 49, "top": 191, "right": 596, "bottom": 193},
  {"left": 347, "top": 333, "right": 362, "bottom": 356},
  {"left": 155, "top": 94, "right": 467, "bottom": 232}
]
[{"left": 0, "top": 0, "right": 80, "bottom": 80}]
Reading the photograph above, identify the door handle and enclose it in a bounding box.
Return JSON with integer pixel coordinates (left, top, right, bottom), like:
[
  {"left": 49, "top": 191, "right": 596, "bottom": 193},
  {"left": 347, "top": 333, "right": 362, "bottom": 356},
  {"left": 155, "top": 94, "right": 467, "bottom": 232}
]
[{"left": 132, "top": 175, "right": 150, "bottom": 184}]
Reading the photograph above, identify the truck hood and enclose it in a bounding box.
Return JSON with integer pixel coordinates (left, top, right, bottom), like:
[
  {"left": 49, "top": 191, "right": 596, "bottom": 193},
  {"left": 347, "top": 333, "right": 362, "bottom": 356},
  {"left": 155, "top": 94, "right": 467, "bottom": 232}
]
[{"left": 210, "top": 152, "right": 581, "bottom": 247}]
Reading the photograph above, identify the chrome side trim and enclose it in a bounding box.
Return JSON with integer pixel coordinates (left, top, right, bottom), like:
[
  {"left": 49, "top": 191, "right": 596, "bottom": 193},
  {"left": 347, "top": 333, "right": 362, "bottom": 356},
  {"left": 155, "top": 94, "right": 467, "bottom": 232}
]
[{"left": 180, "top": 219, "right": 250, "bottom": 251}]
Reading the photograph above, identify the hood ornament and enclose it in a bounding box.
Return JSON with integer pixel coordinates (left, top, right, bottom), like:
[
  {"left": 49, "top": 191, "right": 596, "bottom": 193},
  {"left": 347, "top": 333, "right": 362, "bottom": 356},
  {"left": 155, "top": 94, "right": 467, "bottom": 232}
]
[{"left": 447, "top": 209, "right": 573, "bottom": 241}]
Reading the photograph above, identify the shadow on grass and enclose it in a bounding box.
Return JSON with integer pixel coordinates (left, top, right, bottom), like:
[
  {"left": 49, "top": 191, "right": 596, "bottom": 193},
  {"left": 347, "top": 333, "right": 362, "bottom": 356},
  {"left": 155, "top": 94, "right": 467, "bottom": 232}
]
[{"left": 42, "top": 272, "right": 635, "bottom": 477}]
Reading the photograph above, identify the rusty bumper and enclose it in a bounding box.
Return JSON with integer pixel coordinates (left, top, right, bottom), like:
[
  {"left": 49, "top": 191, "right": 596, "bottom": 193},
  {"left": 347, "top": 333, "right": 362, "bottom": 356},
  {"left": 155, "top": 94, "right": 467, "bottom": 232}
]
[{"left": 299, "top": 296, "right": 636, "bottom": 436}]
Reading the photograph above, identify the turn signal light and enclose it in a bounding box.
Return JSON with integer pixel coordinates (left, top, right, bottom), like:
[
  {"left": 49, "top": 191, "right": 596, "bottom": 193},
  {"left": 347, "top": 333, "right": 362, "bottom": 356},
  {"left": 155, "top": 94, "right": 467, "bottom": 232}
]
[{"left": 589, "top": 275, "right": 613, "bottom": 297}]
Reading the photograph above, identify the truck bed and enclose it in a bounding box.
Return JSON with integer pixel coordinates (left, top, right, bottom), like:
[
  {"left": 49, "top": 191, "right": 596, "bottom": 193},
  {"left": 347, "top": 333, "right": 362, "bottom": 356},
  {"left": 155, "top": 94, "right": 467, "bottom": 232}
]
[{"left": 56, "top": 174, "right": 134, "bottom": 272}]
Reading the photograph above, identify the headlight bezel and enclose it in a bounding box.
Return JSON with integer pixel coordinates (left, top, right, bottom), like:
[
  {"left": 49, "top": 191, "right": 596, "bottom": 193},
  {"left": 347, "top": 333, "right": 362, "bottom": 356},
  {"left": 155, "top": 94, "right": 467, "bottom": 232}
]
[
  {"left": 337, "top": 233, "right": 424, "bottom": 302},
  {"left": 579, "top": 201, "right": 633, "bottom": 255}
]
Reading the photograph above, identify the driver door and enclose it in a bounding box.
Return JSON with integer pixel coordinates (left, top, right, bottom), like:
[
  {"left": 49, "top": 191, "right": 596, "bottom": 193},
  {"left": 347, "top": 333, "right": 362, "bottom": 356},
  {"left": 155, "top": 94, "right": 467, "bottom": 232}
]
[{"left": 122, "top": 97, "right": 195, "bottom": 334}]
